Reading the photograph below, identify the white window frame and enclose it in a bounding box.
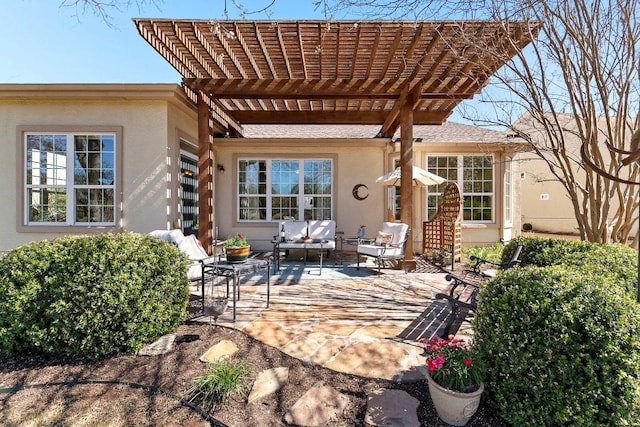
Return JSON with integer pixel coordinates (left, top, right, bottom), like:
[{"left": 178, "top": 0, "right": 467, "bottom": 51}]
[
  {"left": 17, "top": 126, "right": 122, "bottom": 232},
  {"left": 426, "top": 154, "right": 495, "bottom": 223},
  {"left": 237, "top": 158, "right": 334, "bottom": 222}
]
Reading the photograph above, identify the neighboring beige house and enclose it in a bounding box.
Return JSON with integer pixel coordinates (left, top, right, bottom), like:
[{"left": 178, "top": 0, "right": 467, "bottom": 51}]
[
  {"left": 0, "top": 83, "right": 524, "bottom": 252},
  {"left": 517, "top": 113, "right": 629, "bottom": 235}
]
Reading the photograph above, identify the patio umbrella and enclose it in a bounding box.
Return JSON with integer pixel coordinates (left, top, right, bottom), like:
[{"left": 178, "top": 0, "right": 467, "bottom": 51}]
[{"left": 376, "top": 165, "right": 447, "bottom": 186}]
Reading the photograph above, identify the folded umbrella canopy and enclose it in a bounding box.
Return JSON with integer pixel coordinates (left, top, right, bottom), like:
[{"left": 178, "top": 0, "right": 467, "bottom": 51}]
[{"left": 376, "top": 166, "right": 447, "bottom": 186}]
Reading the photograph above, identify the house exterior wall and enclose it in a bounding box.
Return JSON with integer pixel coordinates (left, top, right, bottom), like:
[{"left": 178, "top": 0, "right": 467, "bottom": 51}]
[
  {"left": 0, "top": 84, "right": 197, "bottom": 252},
  {"left": 517, "top": 114, "right": 623, "bottom": 236},
  {"left": 0, "top": 83, "right": 522, "bottom": 253}
]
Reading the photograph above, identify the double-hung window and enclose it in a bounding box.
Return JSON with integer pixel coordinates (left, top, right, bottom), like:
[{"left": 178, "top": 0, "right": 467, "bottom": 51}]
[
  {"left": 238, "top": 158, "right": 333, "bottom": 221},
  {"left": 24, "top": 131, "right": 117, "bottom": 226},
  {"left": 427, "top": 155, "right": 494, "bottom": 222}
]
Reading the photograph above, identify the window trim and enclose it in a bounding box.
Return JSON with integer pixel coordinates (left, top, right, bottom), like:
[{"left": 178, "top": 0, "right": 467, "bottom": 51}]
[
  {"left": 504, "top": 158, "right": 513, "bottom": 225},
  {"left": 235, "top": 156, "right": 335, "bottom": 223},
  {"left": 17, "top": 125, "right": 123, "bottom": 233}
]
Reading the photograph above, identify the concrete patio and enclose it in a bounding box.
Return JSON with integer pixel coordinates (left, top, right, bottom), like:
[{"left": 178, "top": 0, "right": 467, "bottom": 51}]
[{"left": 191, "top": 254, "right": 474, "bottom": 383}]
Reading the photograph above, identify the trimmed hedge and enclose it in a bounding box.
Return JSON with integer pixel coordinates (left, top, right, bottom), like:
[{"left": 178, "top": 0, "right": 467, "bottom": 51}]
[
  {"left": 500, "top": 236, "right": 593, "bottom": 268},
  {"left": 0, "top": 232, "right": 190, "bottom": 359},
  {"left": 501, "top": 236, "right": 638, "bottom": 296},
  {"left": 475, "top": 265, "right": 640, "bottom": 425}
]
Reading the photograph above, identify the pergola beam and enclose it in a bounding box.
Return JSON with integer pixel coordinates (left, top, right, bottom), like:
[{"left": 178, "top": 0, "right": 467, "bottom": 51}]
[{"left": 227, "top": 110, "right": 448, "bottom": 125}]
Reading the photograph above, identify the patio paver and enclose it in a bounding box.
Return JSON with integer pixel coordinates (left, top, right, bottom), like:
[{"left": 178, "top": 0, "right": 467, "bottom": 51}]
[{"left": 192, "top": 257, "right": 473, "bottom": 382}]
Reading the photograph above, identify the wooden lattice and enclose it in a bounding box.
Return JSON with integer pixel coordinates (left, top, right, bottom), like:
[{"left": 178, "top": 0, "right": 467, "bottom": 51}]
[{"left": 423, "top": 183, "right": 462, "bottom": 267}]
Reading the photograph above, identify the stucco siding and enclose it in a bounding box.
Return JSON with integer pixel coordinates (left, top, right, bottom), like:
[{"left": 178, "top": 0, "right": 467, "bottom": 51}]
[{"left": 0, "top": 84, "right": 196, "bottom": 251}]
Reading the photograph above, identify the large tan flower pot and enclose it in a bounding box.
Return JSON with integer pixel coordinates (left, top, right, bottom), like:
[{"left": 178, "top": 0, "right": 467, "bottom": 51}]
[{"left": 426, "top": 372, "right": 484, "bottom": 426}]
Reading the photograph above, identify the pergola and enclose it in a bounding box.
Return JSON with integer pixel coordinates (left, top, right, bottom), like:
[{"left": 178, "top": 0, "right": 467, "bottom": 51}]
[{"left": 134, "top": 19, "right": 541, "bottom": 256}]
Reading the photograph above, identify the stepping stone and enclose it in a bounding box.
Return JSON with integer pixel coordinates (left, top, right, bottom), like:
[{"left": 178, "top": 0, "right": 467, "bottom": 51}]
[
  {"left": 199, "top": 339, "right": 239, "bottom": 363},
  {"left": 247, "top": 367, "right": 289, "bottom": 403},
  {"left": 138, "top": 334, "right": 176, "bottom": 356},
  {"left": 365, "top": 388, "right": 420, "bottom": 427},
  {"left": 284, "top": 381, "right": 349, "bottom": 426}
]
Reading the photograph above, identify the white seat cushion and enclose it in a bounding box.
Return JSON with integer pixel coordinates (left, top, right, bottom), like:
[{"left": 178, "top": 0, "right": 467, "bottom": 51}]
[
  {"left": 357, "top": 244, "right": 404, "bottom": 258},
  {"left": 380, "top": 222, "right": 409, "bottom": 245},
  {"left": 178, "top": 234, "right": 209, "bottom": 261}
]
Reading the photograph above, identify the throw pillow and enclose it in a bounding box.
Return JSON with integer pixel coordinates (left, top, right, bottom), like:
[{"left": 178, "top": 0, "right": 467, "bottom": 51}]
[{"left": 375, "top": 231, "right": 394, "bottom": 246}]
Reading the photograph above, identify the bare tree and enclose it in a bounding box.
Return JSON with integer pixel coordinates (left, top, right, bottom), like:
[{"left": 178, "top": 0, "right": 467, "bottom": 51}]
[
  {"left": 60, "top": 0, "right": 279, "bottom": 23},
  {"left": 59, "top": 0, "right": 160, "bottom": 24},
  {"left": 325, "top": 0, "right": 640, "bottom": 244}
]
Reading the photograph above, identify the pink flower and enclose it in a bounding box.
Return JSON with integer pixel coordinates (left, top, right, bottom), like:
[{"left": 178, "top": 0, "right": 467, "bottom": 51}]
[{"left": 464, "top": 358, "right": 473, "bottom": 367}]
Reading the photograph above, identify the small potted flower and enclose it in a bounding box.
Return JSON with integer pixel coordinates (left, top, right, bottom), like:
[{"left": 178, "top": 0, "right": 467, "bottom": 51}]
[
  {"left": 224, "top": 233, "right": 250, "bottom": 263},
  {"left": 420, "top": 335, "right": 486, "bottom": 426}
]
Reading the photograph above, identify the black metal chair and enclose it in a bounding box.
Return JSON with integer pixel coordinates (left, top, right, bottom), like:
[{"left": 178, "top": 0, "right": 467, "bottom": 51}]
[{"left": 463, "top": 243, "right": 524, "bottom": 280}]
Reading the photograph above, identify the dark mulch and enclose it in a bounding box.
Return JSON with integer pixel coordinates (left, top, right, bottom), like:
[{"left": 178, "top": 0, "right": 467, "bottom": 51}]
[{"left": 0, "top": 324, "right": 508, "bottom": 426}]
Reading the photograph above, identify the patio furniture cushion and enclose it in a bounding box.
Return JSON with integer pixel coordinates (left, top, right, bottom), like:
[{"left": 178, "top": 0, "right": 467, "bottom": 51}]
[
  {"left": 356, "top": 222, "right": 410, "bottom": 274},
  {"left": 277, "top": 220, "right": 337, "bottom": 250},
  {"left": 149, "top": 229, "right": 186, "bottom": 246},
  {"left": 179, "top": 234, "right": 209, "bottom": 261},
  {"left": 150, "top": 229, "right": 217, "bottom": 282},
  {"left": 374, "top": 231, "right": 394, "bottom": 245}
]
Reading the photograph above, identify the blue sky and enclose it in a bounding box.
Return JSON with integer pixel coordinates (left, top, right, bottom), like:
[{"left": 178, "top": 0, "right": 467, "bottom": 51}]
[
  {"left": 1, "top": 1, "right": 331, "bottom": 83},
  {"left": 1, "top": 0, "right": 481, "bottom": 124}
]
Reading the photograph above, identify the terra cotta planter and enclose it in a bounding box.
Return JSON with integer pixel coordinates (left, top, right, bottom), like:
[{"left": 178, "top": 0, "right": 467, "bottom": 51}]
[{"left": 426, "top": 372, "right": 483, "bottom": 426}]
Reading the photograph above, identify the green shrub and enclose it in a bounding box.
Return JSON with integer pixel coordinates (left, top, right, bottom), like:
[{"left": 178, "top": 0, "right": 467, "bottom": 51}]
[
  {"left": 560, "top": 244, "right": 638, "bottom": 295},
  {"left": 474, "top": 266, "right": 640, "bottom": 425},
  {"left": 186, "top": 357, "right": 253, "bottom": 410},
  {"left": 0, "top": 232, "right": 190, "bottom": 359},
  {"left": 463, "top": 241, "right": 505, "bottom": 265},
  {"left": 503, "top": 236, "right": 600, "bottom": 267}
]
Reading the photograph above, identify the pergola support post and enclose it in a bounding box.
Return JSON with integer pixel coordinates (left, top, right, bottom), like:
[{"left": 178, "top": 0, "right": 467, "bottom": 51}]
[
  {"left": 400, "top": 97, "right": 416, "bottom": 271},
  {"left": 197, "top": 93, "right": 214, "bottom": 254}
]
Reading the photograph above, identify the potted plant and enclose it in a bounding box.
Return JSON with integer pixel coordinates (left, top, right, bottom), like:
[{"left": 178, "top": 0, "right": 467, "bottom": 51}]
[
  {"left": 420, "top": 335, "right": 485, "bottom": 426},
  {"left": 224, "top": 233, "right": 250, "bottom": 263}
]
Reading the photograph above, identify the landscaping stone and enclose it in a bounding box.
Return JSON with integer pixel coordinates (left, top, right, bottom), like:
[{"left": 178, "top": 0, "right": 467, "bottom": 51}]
[
  {"left": 199, "top": 339, "right": 238, "bottom": 363},
  {"left": 247, "top": 366, "right": 289, "bottom": 403},
  {"left": 137, "top": 334, "right": 176, "bottom": 356},
  {"left": 284, "top": 381, "right": 349, "bottom": 426},
  {"left": 364, "top": 388, "right": 420, "bottom": 427}
]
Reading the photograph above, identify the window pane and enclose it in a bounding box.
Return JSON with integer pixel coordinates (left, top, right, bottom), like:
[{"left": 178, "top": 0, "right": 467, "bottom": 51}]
[
  {"left": 74, "top": 135, "right": 114, "bottom": 185},
  {"left": 304, "top": 160, "right": 332, "bottom": 195},
  {"left": 271, "top": 160, "right": 299, "bottom": 195},
  {"left": 26, "top": 135, "right": 67, "bottom": 186},
  {"left": 238, "top": 158, "right": 333, "bottom": 221},
  {"left": 239, "top": 196, "right": 266, "bottom": 220},
  {"left": 463, "top": 195, "right": 493, "bottom": 221},
  {"left": 75, "top": 189, "right": 114, "bottom": 223},
  {"left": 25, "top": 132, "right": 116, "bottom": 226},
  {"left": 239, "top": 160, "right": 267, "bottom": 194},
  {"left": 304, "top": 195, "right": 331, "bottom": 220},
  {"left": 272, "top": 196, "right": 298, "bottom": 220},
  {"left": 28, "top": 187, "right": 67, "bottom": 222}
]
